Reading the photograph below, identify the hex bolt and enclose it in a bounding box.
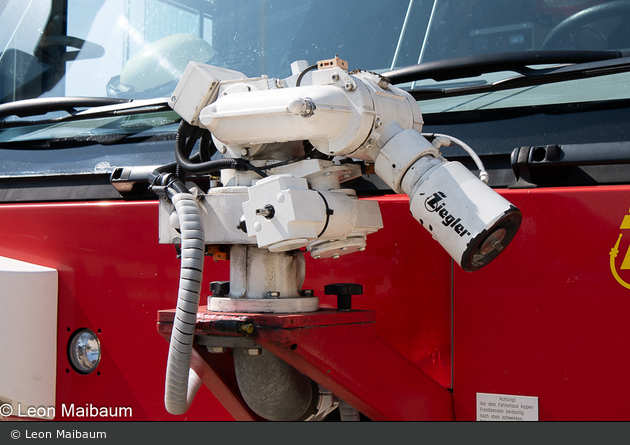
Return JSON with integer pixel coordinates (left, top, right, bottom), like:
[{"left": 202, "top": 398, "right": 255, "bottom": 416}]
[
  {"left": 266, "top": 291, "right": 280, "bottom": 299},
  {"left": 208, "top": 346, "right": 227, "bottom": 354},
  {"left": 247, "top": 348, "right": 262, "bottom": 356},
  {"left": 324, "top": 283, "right": 363, "bottom": 311}
]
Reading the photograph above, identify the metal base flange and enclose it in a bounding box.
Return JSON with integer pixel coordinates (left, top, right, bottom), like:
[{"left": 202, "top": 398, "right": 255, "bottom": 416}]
[{"left": 208, "top": 296, "right": 320, "bottom": 313}]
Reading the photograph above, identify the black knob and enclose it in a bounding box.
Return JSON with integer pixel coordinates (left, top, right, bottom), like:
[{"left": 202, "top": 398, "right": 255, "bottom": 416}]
[
  {"left": 324, "top": 283, "right": 363, "bottom": 311},
  {"left": 210, "top": 281, "right": 230, "bottom": 297}
]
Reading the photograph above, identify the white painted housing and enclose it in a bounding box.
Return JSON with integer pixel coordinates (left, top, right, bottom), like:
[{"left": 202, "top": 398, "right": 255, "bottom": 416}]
[{"left": 0, "top": 256, "right": 58, "bottom": 420}]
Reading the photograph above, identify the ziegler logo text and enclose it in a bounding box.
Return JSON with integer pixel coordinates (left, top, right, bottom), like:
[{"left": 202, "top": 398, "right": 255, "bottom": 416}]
[{"left": 424, "top": 192, "right": 471, "bottom": 237}]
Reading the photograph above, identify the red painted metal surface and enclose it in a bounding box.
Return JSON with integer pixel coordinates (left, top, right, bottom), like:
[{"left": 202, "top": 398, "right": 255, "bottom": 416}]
[
  {"left": 304, "top": 195, "right": 453, "bottom": 389},
  {"left": 0, "top": 195, "right": 453, "bottom": 420},
  {"left": 453, "top": 185, "right": 630, "bottom": 420},
  {"left": 3, "top": 184, "right": 630, "bottom": 420},
  {"left": 157, "top": 308, "right": 454, "bottom": 421},
  {"left": 0, "top": 201, "right": 231, "bottom": 421}
]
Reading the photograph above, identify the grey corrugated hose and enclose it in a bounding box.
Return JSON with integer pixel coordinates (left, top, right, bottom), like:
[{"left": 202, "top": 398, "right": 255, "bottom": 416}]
[{"left": 164, "top": 192, "right": 205, "bottom": 415}]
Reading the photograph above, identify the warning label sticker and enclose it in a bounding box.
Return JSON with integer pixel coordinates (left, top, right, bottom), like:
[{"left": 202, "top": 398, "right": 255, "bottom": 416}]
[{"left": 476, "top": 393, "right": 538, "bottom": 421}]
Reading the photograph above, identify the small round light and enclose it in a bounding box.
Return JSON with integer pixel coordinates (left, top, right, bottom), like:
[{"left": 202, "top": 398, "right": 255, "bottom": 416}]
[{"left": 68, "top": 329, "right": 101, "bottom": 374}]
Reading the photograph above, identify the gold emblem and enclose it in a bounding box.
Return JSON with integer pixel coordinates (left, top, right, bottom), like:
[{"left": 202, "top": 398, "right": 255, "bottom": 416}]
[{"left": 610, "top": 210, "right": 630, "bottom": 289}]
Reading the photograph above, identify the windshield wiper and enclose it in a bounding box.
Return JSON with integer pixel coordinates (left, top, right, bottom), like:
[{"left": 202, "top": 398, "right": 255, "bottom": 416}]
[
  {"left": 382, "top": 50, "right": 630, "bottom": 100},
  {"left": 0, "top": 97, "right": 172, "bottom": 129}
]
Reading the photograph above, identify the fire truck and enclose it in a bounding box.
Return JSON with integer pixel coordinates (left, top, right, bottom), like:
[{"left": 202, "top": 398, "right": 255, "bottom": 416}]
[{"left": 2, "top": 0, "right": 630, "bottom": 421}]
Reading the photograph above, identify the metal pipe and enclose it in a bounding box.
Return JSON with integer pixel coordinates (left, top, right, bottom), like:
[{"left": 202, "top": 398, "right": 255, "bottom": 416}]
[{"left": 233, "top": 348, "right": 318, "bottom": 421}]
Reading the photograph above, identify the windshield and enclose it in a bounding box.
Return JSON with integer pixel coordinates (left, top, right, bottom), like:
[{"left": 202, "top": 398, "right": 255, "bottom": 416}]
[
  {"left": 3, "top": 1, "right": 630, "bottom": 102},
  {"left": 2, "top": 0, "right": 630, "bottom": 178}
]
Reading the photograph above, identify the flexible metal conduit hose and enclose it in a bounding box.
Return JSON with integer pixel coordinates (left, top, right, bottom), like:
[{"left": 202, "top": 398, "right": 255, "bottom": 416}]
[{"left": 163, "top": 191, "right": 205, "bottom": 415}]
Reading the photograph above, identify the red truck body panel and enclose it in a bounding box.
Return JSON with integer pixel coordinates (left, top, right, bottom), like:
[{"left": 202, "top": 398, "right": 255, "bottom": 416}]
[{"left": 2, "top": 185, "right": 628, "bottom": 420}]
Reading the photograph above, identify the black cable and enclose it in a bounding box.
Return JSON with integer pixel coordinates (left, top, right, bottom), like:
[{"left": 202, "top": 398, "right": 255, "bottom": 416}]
[
  {"left": 316, "top": 191, "right": 332, "bottom": 238},
  {"left": 257, "top": 154, "right": 310, "bottom": 170},
  {"left": 152, "top": 120, "right": 268, "bottom": 178},
  {"left": 257, "top": 141, "right": 318, "bottom": 171},
  {"left": 157, "top": 133, "right": 216, "bottom": 175},
  {"left": 198, "top": 131, "right": 216, "bottom": 162},
  {"left": 178, "top": 138, "right": 268, "bottom": 177},
  {"left": 176, "top": 127, "right": 209, "bottom": 180},
  {"left": 243, "top": 162, "right": 268, "bottom": 178},
  {"left": 147, "top": 171, "right": 190, "bottom": 198},
  {"left": 296, "top": 64, "right": 318, "bottom": 87}
]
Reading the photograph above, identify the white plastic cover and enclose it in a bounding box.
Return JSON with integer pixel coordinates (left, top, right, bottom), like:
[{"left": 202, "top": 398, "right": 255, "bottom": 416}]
[{"left": 0, "top": 256, "right": 58, "bottom": 419}]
